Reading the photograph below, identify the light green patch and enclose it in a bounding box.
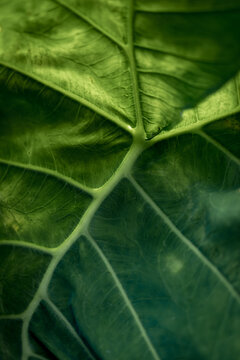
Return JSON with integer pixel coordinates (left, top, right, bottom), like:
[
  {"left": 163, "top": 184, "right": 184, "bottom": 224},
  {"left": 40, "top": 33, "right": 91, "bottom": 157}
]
[{"left": 166, "top": 254, "right": 184, "bottom": 274}]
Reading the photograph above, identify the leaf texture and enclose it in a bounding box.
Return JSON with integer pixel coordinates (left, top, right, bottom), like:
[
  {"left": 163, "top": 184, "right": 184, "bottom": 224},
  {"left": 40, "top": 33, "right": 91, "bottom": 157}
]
[
  {"left": 0, "top": 1, "right": 240, "bottom": 360},
  {"left": 1, "top": 0, "right": 240, "bottom": 136}
]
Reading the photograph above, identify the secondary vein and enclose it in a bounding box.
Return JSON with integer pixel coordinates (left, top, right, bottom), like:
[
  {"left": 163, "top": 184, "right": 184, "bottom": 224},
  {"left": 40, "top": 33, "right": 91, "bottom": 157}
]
[
  {"left": 197, "top": 129, "right": 240, "bottom": 166},
  {"left": 19, "top": 142, "right": 144, "bottom": 360},
  {"left": 86, "top": 231, "right": 161, "bottom": 360},
  {"left": 150, "top": 105, "right": 240, "bottom": 145},
  {"left": 129, "top": 175, "right": 240, "bottom": 304},
  {"left": 46, "top": 298, "right": 97, "bottom": 360},
  {"left": 0, "top": 240, "right": 55, "bottom": 255},
  {"left": 127, "top": 0, "right": 145, "bottom": 136},
  {"left": 53, "top": 0, "right": 125, "bottom": 49},
  {"left": 0, "top": 157, "right": 96, "bottom": 197},
  {"left": 0, "top": 62, "right": 133, "bottom": 135}
]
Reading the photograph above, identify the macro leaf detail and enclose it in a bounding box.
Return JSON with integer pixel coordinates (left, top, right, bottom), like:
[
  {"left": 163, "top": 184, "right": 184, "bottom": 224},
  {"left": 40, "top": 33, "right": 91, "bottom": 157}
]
[{"left": 0, "top": 1, "right": 240, "bottom": 360}]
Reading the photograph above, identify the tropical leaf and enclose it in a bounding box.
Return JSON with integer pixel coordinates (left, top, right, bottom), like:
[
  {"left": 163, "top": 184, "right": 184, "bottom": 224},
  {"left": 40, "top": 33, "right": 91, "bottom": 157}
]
[
  {"left": 0, "top": 1, "right": 240, "bottom": 360},
  {"left": 1, "top": 0, "right": 240, "bottom": 137}
]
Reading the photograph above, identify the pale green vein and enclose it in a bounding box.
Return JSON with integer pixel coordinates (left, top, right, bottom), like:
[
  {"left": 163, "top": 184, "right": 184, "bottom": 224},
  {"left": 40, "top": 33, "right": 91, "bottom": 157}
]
[
  {"left": 126, "top": 0, "right": 145, "bottom": 136},
  {"left": 0, "top": 62, "right": 133, "bottom": 135},
  {"left": 0, "top": 240, "right": 55, "bottom": 255},
  {"left": 196, "top": 129, "right": 240, "bottom": 166},
  {"left": 53, "top": 0, "right": 125, "bottom": 49},
  {"left": 85, "top": 231, "right": 161, "bottom": 360},
  {"left": 45, "top": 297, "right": 96, "bottom": 360},
  {"left": 0, "top": 157, "right": 96, "bottom": 197},
  {"left": 128, "top": 175, "right": 240, "bottom": 304}
]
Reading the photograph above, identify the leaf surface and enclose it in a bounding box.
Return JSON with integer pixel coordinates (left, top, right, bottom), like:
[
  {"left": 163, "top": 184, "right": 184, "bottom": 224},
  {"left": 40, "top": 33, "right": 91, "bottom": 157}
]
[
  {"left": 0, "top": 1, "right": 240, "bottom": 360},
  {"left": 1, "top": 0, "right": 240, "bottom": 136}
]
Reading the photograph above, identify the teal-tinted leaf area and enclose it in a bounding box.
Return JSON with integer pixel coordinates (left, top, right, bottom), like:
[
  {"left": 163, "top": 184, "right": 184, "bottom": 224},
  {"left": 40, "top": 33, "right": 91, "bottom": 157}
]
[
  {"left": 47, "top": 236, "right": 155, "bottom": 360},
  {"left": 29, "top": 300, "right": 94, "bottom": 360},
  {"left": 0, "top": 67, "right": 132, "bottom": 188},
  {"left": 29, "top": 358, "right": 51, "bottom": 360},
  {"left": 42, "top": 166, "right": 240, "bottom": 359},
  {"left": 133, "top": 120, "right": 240, "bottom": 294},
  {"left": 29, "top": 330, "right": 58, "bottom": 360},
  {"left": 0, "top": 163, "right": 92, "bottom": 247},
  {"left": 0, "top": 320, "right": 22, "bottom": 360},
  {"left": 0, "top": 246, "right": 51, "bottom": 314},
  {"left": 89, "top": 179, "right": 240, "bottom": 360}
]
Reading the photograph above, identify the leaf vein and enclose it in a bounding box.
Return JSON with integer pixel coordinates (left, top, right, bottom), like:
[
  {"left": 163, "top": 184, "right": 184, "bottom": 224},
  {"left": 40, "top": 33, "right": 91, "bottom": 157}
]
[
  {"left": 0, "top": 62, "right": 132, "bottom": 134},
  {"left": 85, "top": 231, "right": 161, "bottom": 360},
  {"left": 197, "top": 129, "right": 240, "bottom": 166},
  {"left": 129, "top": 175, "right": 240, "bottom": 304},
  {"left": 0, "top": 240, "right": 55, "bottom": 255},
  {"left": 46, "top": 298, "right": 97, "bottom": 360},
  {"left": 0, "top": 157, "right": 96, "bottom": 197},
  {"left": 53, "top": 0, "right": 125, "bottom": 49}
]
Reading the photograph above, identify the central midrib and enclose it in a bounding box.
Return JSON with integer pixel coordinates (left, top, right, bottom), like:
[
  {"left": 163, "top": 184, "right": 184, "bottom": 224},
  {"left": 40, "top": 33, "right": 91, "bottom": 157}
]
[{"left": 126, "top": 0, "right": 145, "bottom": 136}]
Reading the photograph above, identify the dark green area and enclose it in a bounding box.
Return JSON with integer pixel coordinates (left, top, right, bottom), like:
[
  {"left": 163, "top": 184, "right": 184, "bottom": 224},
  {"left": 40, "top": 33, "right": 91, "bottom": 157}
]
[
  {"left": 0, "top": 320, "right": 22, "bottom": 360},
  {"left": 0, "top": 246, "right": 51, "bottom": 314},
  {"left": 29, "top": 300, "right": 94, "bottom": 360},
  {"left": 0, "top": 67, "right": 132, "bottom": 188}
]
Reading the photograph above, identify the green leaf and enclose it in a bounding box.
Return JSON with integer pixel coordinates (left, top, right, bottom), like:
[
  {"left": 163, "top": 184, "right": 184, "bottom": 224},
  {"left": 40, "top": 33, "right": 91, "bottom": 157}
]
[
  {"left": 1, "top": 0, "right": 240, "bottom": 137},
  {"left": 0, "top": 1, "right": 240, "bottom": 360}
]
